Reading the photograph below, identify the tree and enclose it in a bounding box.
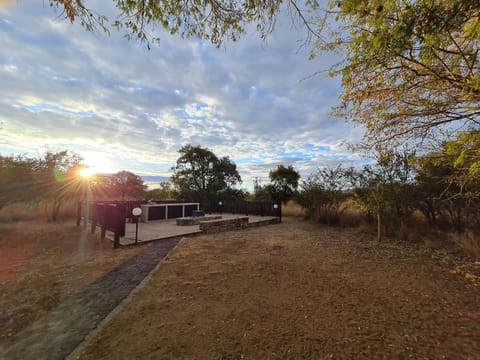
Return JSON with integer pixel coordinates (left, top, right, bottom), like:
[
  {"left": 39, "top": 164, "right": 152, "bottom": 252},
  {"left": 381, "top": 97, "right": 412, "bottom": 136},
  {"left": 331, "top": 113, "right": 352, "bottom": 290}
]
[
  {"left": 349, "top": 147, "right": 416, "bottom": 240},
  {"left": 0, "top": 154, "right": 38, "bottom": 208},
  {"left": 414, "top": 130, "right": 480, "bottom": 230},
  {"left": 298, "top": 165, "right": 350, "bottom": 224},
  {"left": 145, "top": 181, "right": 175, "bottom": 201},
  {"left": 171, "top": 144, "right": 241, "bottom": 201},
  {"left": 324, "top": 0, "right": 480, "bottom": 144},
  {"left": 38, "top": 150, "right": 83, "bottom": 221},
  {"left": 0, "top": 150, "right": 84, "bottom": 221},
  {"left": 106, "top": 171, "right": 147, "bottom": 201},
  {"left": 48, "top": 0, "right": 289, "bottom": 47},
  {"left": 46, "top": 1, "right": 480, "bottom": 145},
  {"left": 253, "top": 184, "right": 275, "bottom": 201},
  {"left": 269, "top": 164, "right": 300, "bottom": 204}
]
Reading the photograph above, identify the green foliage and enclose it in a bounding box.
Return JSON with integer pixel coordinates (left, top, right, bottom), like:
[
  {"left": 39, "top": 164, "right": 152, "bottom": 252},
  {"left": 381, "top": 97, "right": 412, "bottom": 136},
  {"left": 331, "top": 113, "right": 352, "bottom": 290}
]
[
  {"left": 269, "top": 164, "right": 300, "bottom": 204},
  {"left": 145, "top": 181, "right": 175, "bottom": 201},
  {"left": 414, "top": 130, "right": 480, "bottom": 230},
  {"left": 48, "top": 1, "right": 479, "bottom": 146},
  {"left": 0, "top": 150, "right": 83, "bottom": 221},
  {"left": 349, "top": 148, "right": 416, "bottom": 240},
  {"left": 105, "top": 170, "right": 147, "bottom": 201},
  {"left": 253, "top": 184, "right": 275, "bottom": 202},
  {"left": 322, "top": 0, "right": 480, "bottom": 144},
  {"left": 171, "top": 144, "right": 242, "bottom": 202},
  {"left": 49, "top": 0, "right": 284, "bottom": 47},
  {"left": 298, "top": 165, "right": 350, "bottom": 225},
  {"left": 0, "top": 155, "right": 38, "bottom": 208}
]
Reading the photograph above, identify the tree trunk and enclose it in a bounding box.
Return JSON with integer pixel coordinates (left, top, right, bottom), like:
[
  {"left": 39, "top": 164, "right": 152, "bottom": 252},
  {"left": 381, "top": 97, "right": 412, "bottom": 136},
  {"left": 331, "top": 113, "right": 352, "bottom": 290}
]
[{"left": 376, "top": 210, "right": 381, "bottom": 241}]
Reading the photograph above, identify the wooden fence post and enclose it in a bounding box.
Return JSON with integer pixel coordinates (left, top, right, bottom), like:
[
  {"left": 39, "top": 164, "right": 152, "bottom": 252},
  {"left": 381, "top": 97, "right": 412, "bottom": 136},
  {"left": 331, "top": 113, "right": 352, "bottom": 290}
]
[
  {"left": 113, "top": 232, "right": 120, "bottom": 249},
  {"left": 76, "top": 201, "right": 82, "bottom": 227}
]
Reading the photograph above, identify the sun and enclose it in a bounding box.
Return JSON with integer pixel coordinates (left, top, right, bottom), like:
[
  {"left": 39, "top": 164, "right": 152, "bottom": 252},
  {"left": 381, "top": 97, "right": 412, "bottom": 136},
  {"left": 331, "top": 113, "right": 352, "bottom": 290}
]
[{"left": 79, "top": 167, "right": 94, "bottom": 179}]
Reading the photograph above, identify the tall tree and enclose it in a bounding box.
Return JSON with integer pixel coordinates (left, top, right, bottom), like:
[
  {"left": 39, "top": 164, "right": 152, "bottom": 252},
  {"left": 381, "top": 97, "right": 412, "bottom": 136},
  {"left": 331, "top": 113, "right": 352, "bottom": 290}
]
[
  {"left": 324, "top": 0, "right": 480, "bottom": 144},
  {"left": 349, "top": 147, "right": 416, "bottom": 240},
  {"left": 269, "top": 164, "right": 300, "bottom": 204},
  {"left": 171, "top": 144, "right": 241, "bottom": 201},
  {"left": 106, "top": 171, "right": 147, "bottom": 201}
]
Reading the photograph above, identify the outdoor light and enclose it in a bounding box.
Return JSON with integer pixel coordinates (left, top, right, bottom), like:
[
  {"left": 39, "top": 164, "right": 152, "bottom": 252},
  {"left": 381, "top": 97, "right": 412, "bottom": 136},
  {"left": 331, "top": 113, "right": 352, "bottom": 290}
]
[
  {"left": 132, "top": 207, "right": 142, "bottom": 245},
  {"left": 132, "top": 207, "right": 142, "bottom": 217},
  {"left": 273, "top": 203, "right": 281, "bottom": 222},
  {"left": 218, "top": 201, "right": 223, "bottom": 206}
]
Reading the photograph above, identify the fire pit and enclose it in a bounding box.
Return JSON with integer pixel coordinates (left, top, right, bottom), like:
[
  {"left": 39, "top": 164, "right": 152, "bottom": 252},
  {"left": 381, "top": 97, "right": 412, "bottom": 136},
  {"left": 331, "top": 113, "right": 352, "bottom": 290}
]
[{"left": 191, "top": 210, "right": 205, "bottom": 217}]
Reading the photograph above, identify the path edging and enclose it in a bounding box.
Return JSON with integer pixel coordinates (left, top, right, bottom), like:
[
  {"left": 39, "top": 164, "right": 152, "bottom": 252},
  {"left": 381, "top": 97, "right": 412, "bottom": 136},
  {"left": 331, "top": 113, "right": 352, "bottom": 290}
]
[{"left": 66, "top": 237, "right": 186, "bottom": 360}]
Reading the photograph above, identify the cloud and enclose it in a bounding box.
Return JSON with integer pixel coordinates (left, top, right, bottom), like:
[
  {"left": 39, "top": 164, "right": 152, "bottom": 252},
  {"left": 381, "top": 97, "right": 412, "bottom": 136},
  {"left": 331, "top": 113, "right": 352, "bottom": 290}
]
[{"left": 0, "top": 1, "right": 365, "bottom": 190}]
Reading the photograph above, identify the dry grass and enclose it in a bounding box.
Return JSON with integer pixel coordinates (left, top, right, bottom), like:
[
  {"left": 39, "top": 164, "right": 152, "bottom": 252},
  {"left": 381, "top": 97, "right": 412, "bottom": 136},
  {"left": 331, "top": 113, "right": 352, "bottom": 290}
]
[
  {"left": 0, "top": 219, "right": 144, "bottom": 343},
  {"left": 304, "top": 200, "right": 480, "bottom": 258},
  {"left": 281, "top": 200, "right": 305, "bottom": 217},
  {"left": 451, "top": 231, "right": 480, "bottom": 259},
  {"left": 0, "top": 200, "right": 79, "bottom": 222},
  {"left": 77, "top": 217, "right": 480, "bottom": 360}
]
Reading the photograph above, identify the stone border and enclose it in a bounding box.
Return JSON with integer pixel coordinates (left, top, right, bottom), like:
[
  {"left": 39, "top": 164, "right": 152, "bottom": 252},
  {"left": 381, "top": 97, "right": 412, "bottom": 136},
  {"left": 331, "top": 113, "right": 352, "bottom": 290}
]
[
  {"left": 199, "top": 216, "right": 249, "bottom": 234},
  {"left": 176, "top": 215, "right": 222, "bottom": 226}
]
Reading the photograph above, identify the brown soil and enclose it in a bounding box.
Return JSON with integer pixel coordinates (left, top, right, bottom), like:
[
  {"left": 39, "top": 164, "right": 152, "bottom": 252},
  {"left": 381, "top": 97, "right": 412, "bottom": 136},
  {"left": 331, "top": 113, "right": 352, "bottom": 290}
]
[
  {"left": 0, "top": 220, "right": 144, "bottom": 344},
  {"left": 77, "top": 217, "right": 480, "bottom": 359}
]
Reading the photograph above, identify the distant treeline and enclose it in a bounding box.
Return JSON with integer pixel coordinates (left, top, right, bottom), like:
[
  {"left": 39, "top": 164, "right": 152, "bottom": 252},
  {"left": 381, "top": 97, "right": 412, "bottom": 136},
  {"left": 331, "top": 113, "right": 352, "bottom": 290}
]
[{"left": 0, "top": 151, "right": 147, "bottom": 221}]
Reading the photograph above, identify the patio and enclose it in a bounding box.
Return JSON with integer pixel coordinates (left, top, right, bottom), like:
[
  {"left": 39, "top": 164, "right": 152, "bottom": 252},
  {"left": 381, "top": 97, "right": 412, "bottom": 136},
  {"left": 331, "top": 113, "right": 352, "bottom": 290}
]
[{"left": 106, "top": 213, "right": 280, "bottom": 246}]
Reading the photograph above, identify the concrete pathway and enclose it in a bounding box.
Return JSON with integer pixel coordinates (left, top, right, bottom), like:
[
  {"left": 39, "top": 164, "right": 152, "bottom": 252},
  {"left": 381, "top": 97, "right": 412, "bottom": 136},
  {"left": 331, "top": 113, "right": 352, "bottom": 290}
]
[
  {"left": 0, "top": 237, "right": 181, "bottom": 360},
  {"left": 118, "top": 213, "right": 279, "bottom": 245}
]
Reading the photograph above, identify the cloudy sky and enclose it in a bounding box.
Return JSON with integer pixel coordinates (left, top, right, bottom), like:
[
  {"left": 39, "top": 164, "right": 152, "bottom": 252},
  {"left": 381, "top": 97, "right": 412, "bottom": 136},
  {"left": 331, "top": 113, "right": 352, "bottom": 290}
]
[{"left": 0, "top": 1, "right": 365, "bottom": 190}]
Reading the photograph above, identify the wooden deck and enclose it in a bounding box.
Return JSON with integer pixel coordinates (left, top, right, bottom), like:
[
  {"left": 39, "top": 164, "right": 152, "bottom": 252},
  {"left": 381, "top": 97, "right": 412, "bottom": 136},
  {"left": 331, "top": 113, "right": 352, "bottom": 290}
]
[{"left": 104, "top": 213, "right": 280, "bottom": 246}]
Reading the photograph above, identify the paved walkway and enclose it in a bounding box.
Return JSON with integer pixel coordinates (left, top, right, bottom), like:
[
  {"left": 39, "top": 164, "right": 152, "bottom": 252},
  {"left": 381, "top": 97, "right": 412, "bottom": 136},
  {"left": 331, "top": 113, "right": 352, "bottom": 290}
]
[
  {"left": 0, "top": 237, "right": 181, "bottom": 360},
  {"left": 118, "top": 214, "right": 279, "bottom": 245}
]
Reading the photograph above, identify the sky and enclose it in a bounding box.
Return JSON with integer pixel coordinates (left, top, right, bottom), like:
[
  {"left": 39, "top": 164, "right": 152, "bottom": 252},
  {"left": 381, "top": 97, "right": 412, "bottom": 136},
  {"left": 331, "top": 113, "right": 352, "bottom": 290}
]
[{"left": 0, "top": 1, "right": 366, "bottom": 190}]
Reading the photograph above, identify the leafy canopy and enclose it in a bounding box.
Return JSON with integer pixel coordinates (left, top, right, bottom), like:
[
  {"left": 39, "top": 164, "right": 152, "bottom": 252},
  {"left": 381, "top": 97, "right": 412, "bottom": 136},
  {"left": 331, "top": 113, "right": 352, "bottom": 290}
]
[
  {"left": 324, "top": 0, "right": 480, "bottom": 143},
  {"left": 269, "top": 164, "right": 300, "bottom": 204},
  {"left": 105, "top": 170, "right": 147, "bottom": 201},
  {"left": 171, "top": 144, "right": 241, "bottom": 201},
  {"left": 49, "top": 0, "right": 286, "bottom": 47},
  {"left": 47, "top": 1, "right": 480, "bottom": 144}
]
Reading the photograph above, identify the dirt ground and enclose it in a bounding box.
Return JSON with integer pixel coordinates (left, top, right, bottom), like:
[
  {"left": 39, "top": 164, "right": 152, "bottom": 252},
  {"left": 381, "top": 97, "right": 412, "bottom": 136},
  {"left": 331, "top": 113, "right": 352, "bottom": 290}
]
[
  {"left": 0, "top": 220, "right": 144, "bottom": 344},
  {"left": 77, "top": 217, "right": 480, "bottom": 359}
]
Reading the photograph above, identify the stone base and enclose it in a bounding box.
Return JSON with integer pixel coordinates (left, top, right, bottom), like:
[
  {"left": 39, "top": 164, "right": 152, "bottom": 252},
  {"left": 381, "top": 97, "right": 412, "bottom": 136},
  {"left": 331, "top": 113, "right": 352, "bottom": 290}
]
[
  {"left": 176, "top": 215, "right": 222, "bottom": 226},
  {"left": 199, "top": 216, "right": 249, "bottom": 234}
]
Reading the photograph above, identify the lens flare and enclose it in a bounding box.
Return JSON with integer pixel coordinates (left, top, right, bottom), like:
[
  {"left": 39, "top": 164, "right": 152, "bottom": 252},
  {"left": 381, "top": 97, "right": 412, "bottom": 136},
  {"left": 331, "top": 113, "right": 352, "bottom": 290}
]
[{"left": 79, "top": 167, "right": 94, "bottom": 179}]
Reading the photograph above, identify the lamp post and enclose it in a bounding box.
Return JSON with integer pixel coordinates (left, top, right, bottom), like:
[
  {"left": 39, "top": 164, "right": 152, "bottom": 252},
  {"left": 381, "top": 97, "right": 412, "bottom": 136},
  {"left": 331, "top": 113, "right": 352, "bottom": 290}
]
[
  {"left": 132, "top": 207, "right": 142, "bottom": 245},
  {"left": 79, "top": 167, "right": 93, "bottom": 229},
  {"left": 273, "top": 203, "right": 281, "bottom": 222}
]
